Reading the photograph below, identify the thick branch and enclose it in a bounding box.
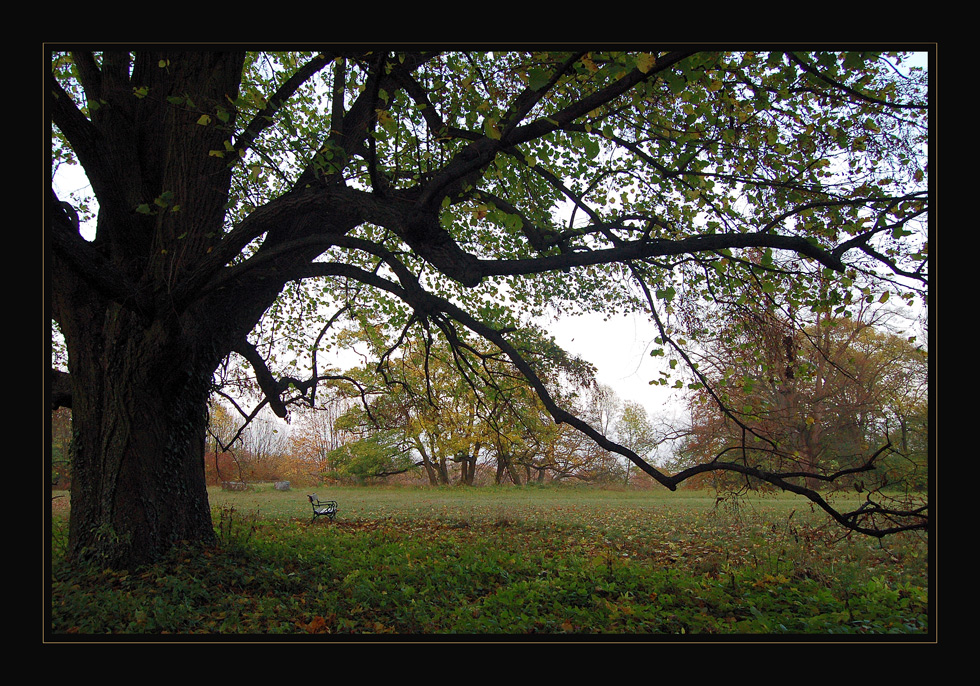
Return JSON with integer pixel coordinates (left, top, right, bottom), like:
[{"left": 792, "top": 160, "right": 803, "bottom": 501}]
[
  {"left": 49, "top": 191, "right": 143, "bottom": 311},
  {"left": 233, "top": 339, "right": 290, "bottom": 418},
  {"left": 475, "top": 232, "right": 848, "bottom": 282},
  {"left": 51, "top": 369, "right": 72, "bottom": 410}
]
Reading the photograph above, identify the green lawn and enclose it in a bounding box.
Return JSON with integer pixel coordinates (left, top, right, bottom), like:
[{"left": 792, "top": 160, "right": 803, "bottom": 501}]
[{"left": 49, "top": 484, "right": 930, "bottom": 638}]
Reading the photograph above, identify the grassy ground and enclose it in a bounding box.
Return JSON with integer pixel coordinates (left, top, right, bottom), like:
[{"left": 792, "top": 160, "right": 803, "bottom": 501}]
[{"left": 48, "top": 484, "right": 930, "bottom": 639}]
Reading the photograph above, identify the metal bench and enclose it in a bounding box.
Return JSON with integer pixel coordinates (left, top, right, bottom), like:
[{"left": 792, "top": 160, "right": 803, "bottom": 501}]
[{"left": 308, "top": 494, "right": 338, "bottom": 523}]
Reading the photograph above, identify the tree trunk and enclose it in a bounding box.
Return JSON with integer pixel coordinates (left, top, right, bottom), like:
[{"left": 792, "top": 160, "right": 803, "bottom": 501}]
[
  {"left": 415, "top": 441, "right": 440, "bottom": 485},
  {"left": 494, "top": 452, "right": 522, "bottom": 485},
  {"left": 51, "top": 51, "right": 250, "bottom": 568},
  {"left": 437, "top": 455, "right": 451, "bottom": 485},
  {"left": 494, "top": 453, "right": 506, "bottom": 484},
  {"left": 62, "top": 304, "right": 218, "bottom": 568},
  {"left": 462, "top": 443, "right": 479, "bottom": 486}
]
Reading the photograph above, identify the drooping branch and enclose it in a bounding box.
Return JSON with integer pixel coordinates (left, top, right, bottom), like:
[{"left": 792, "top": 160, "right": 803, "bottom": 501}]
[
  {"left": 296, "top": 241, "right": 926, "bottom": 536},
  {"left": 671, "top": 439, "right": 926, "bottom": 537}
]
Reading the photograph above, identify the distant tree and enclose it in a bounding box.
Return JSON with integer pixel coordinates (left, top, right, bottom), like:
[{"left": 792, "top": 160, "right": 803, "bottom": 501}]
[
  {"left": 615, "top": 401, "right": 660, "bottom": 486},
  {"left": 51, "top": 407, "right": 72, "bottom": 487},
  {"left": 330, "top": 314, "right": 594, "bottom": 485},
  {"left": 239, "top": 416, "right": 289, "bottom": 481},
  {"left": 324, "top": 423, "right": 416, "bottom": 483},
  {"left": 50, "top": 49, "right": 928, "bottom": 567},
  {"left": 483, "top": 372, "right": 556, "bottom": 485},
  {"left": 205, "top": 400, "right": 243, "bottom": 484},
  {"left": 289, "top": 392, "right": 356, "bottom": 481},
  {"left": 873, "top": 332, "right": 928, "bottom": 489},
  {"left": 673, "top": 297, "right": 928, "bottom": 500},
  {"left": 329, "top": 329, "right": 485, "bottom": 485}
]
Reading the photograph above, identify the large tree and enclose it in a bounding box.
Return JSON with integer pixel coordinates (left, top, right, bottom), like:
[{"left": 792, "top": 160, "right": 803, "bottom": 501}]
[
  {"left": 49, "top": 48, "right": 929, "bottom": 568},
  {"left": 323, "top": 314, "right": 592, "bottom": 485},
  {"left": 615, "top": 401, "right": 660, "bottom": 487},
  {"left": 673, "top": 300, "right": 928, "bottom": 493}
]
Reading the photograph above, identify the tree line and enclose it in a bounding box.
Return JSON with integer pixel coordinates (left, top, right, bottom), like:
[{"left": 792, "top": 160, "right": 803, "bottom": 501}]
[
  {"left": 199, "top": 317, "right": 667, "bottom": 488},
  {"left": 188, "top": 299, "right": 926, "bottom": 496}
]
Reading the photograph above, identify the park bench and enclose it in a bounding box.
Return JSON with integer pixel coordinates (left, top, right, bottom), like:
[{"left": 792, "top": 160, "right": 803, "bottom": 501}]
[{"left": 308, "top": 494, "right": 339, "bottom": 523}]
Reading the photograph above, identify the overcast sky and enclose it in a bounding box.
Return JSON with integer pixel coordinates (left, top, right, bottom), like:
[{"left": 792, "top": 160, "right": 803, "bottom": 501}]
[{"left": 546, "top": 310, "right": 685, "bottom": 422}]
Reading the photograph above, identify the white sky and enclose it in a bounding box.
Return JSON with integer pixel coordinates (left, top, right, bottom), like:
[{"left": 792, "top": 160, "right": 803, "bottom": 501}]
[{"left": 546, "top": 310, "right": 685, "bottom": 421}]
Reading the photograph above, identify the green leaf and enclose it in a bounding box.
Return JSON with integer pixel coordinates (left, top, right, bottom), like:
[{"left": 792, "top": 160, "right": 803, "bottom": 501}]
[
  {"left": 528, "top": 68, "right": 551, "bottom": 91},
  {"left": 484, "top": 117, "right": 501, "bottom": 140}
]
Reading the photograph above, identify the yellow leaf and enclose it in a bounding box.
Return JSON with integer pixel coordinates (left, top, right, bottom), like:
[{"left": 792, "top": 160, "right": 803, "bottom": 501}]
[
  {"left": 636, "top": 54, "right": 656, "bottom": 73},
  {"left": 485, "top": 118, "right": 501, "bottom": 140}
]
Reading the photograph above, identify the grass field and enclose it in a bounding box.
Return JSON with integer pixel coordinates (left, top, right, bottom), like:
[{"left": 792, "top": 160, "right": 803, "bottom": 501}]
[{"left": 48, "top": 484, "right": 930, "bottom": 639}]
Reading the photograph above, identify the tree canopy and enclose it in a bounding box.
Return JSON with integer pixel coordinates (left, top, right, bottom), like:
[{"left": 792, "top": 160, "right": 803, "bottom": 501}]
[{"left": 49, "top": 47, "right": 929, "bottom": 567}]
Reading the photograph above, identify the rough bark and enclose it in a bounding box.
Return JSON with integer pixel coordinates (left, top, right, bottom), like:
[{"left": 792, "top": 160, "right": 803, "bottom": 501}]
[
  {"left": 51, "top": 51, "right": 251, "bottom": 568},
  {"left": 61, "top": 307, "right": 219, "bottom": 567}
]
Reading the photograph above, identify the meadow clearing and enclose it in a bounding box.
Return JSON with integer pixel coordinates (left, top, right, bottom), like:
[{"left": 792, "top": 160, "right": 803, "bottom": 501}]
[{"left": 49, "top": 484, "right": 930, "bottom": 639}]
